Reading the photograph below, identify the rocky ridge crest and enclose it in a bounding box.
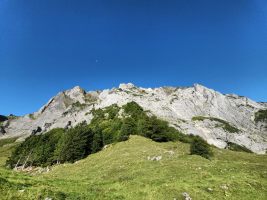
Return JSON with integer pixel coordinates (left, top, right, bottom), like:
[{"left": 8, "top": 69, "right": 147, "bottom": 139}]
[{"left": 1, "top": 83, "right": 267, "bottom": 154}]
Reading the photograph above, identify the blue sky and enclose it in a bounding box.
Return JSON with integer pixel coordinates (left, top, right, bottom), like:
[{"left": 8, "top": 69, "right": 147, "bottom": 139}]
[{"left": 0, "top": 0, "right": 267, "bottom": 116}]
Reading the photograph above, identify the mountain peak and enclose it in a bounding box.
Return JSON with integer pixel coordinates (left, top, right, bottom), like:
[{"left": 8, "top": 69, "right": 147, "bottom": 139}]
[
  {"left": 67, "top": 86, "right": 85, "bottom": 93},
  {"left": 193, "top": 83, "right": 210, "bottom": 91},
  {"left": 119, "top": 83, "right": 136, "bottom": 90}
]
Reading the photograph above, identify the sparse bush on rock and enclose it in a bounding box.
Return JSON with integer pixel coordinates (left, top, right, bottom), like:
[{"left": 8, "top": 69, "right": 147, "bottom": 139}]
[
  {"left": 192, "top": 116, "right": 239, "bottom": 133},
  {"left": 226, "top": 142, "right": 252, "bottom": 153},
  {"left": 255, "top": 109, "right": 267, "bottom": 123}
]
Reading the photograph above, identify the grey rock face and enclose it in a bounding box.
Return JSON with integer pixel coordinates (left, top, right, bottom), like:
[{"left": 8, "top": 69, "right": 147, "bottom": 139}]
[{"left": 2, "top": 83, "right": 267, "bottom": 154}]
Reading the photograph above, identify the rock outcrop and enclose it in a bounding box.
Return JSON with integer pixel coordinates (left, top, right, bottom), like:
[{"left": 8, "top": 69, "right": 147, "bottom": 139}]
[{"left": 1, "top": 83, "right": 267, "bottom": 154}]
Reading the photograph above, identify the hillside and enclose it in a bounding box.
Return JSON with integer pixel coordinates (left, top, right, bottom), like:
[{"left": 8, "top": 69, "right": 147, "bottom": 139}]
[
  {"left": 1, "top": 83, "right": 267, "bottom": 154},
  {"left": 0, "top": 135, "right": 266, "bottom": 200}
]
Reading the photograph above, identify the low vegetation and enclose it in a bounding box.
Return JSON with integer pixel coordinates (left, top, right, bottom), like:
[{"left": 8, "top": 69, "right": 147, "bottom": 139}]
[
  {"left": 0, "top": 115, "right": 8, "bottom": 122},
  {"left": 254, "top": 109, "right": 267, "bottom": 123},
  {"left": 0, "top": 135, "right": 266, "bottom": 199},
  {"left": 2, "top": 103, "right": 265, "bottom": 199},
  {"left": 190, "top": 136, "right": 213, "bottom": 159},
  {"left": 192, "top": 116, "right": 239, "bottom": 133},
  {"left": 71, "top": 101, "right": 87, "bottom": 110},
  {"left": 226, "top": 142, "right": 253, "bottom": 153},
  {"left": 7, "top": 102, "right": 204, "bottom": 168},
  {"left": 28, "top": 114, "right": 35, "bottom": 120},
  {"left": 0, "top": 137, "right": 18, "bottom": 147}
]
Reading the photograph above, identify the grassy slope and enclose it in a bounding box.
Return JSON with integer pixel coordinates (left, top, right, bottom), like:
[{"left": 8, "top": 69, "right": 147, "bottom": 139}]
[{"left": 0, "top": 136, "right": 267, "bottom": 200}]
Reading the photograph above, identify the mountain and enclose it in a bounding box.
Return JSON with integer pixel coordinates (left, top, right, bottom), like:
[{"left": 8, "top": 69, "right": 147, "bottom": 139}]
[{"left": 1, "top": 83, "right": 267, "bottom": 154}]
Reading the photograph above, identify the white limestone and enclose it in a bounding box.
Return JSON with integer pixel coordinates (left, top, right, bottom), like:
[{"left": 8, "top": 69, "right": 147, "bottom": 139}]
[{"left": 1, "top": 83, "right": 266, "bottom": 154}]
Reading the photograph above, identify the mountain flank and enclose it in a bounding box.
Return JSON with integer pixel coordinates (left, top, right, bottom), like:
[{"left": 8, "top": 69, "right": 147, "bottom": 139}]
[{"left": 1, "top": 83, "right": 267, "bottom": 153}]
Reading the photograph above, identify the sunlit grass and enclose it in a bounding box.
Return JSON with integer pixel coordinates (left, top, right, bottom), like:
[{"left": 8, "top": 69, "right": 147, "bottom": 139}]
[{"left": 0, "top": 135, "right": 266, "bottom": 199}]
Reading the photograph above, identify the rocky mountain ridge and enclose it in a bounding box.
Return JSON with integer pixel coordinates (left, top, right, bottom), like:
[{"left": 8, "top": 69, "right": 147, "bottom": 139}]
[{"left": 1, "top": 83, "right": 267, "bottom": 153}]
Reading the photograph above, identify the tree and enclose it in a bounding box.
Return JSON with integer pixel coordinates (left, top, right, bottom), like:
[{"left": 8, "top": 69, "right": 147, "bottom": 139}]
[
  {"left": 91, "top": 129, "right": 104, "bottom": 153},
  {"left": 122, "top": 101, "right": 145, "bottom": 119},
  {"left": 60, "top": 125, "right": 93, "bottom": 163},
  {"left": 120, "top": 117, "right": 136, "bottom": 140}
]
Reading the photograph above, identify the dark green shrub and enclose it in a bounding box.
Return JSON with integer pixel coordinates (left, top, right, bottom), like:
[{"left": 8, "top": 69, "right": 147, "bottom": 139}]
[
  {"left": 122, "top": 101, "right": 145, "bottom": 119},
  {"left": 0, "top": 137, "right": 18, "bottom": 147},
  {"left": 72, "top": 101, "right": 86, "bottom": 110},
  {"left": 255, "top": 109, "right": 267, "bottom": 122},
  {"left": 0, "top": 115, "right": 8, "bottom": 122},
  {"left": 192, "top": 116, "right": 206, "bottom": 121},
  {"left": 148, "top": 116, "right": 173, "bottom": 142},
  {"left": 121, "top": 117, "right": 137, "bottom": 137},
  {"left": 190, "top": 136, "right": 213, "bottom": 159},
  {"left": 176, "top": 133, "right": 196, "bottom": 143},
  {"left": 222, "top": 123, "right": 239, "bottom": 133},
  {"left": 104, "top": 104, "right": 120, "bottom": 119},
  {"left": 91, "top": 129, "right": 104, "bottom": 153},
  {"left": 227, "top": 142, "right": 253, "bottom": 153}
]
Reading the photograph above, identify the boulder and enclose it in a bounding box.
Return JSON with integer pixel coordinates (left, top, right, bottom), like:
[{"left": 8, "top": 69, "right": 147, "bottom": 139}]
[{"left": 182, "top": 192, "right": 192, "bottom": 200}]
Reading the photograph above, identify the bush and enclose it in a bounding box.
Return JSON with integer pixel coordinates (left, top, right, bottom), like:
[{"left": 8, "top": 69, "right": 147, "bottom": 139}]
[
  {"left": 190, "top": 136, "right": 213, "bottom": 159},
  {"left": 192, "top": 116, "right": 206, "bottom": 121},
  {"left": 176, "top": 133, "right": 196, "bottom": 144},
  {"left": 147, "top": 116, "right": 174, "bottom": 142},
  {"left": 222, "top": 123, "right": 239, "bottom": 133},
  {"left": 254, "top": 109, "right": 267, "bottom": 123},
  {"left": 227, "top": 142, "right": 252, "bottom": 153},
  {"left": 0, "top": 137, "right": 18, "bottom": 147},
  {"left": 0, "top": 115, "right": 8, "bottom": 122},
  {"left": 122, "top": 101, "right": 145, "bottom": 119},
  {"left": 120, "top": 117, "right": 136, "bottom": 139}
]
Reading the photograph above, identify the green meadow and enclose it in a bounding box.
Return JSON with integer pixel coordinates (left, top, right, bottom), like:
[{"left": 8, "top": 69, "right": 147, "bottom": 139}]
[{"left": 0, "top": 135, "right": 266, "bottom": 200}]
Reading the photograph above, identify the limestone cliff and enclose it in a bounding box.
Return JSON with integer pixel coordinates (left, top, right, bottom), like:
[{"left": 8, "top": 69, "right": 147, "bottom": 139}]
[{"left": 1, "top": 83, "right": 266, "bottom": 154}]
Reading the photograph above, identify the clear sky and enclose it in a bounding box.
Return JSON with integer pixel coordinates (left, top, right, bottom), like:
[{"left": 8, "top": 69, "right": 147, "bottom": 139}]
[{"left": 0, "top": 0, "right": 267, "bottom": 116}]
